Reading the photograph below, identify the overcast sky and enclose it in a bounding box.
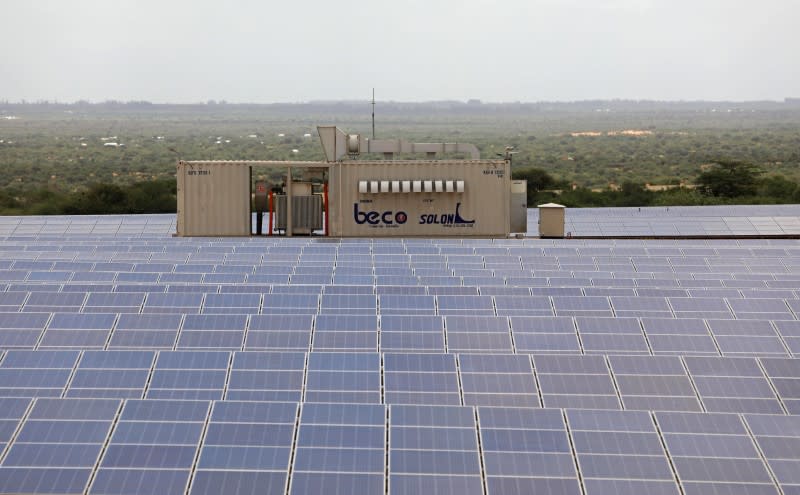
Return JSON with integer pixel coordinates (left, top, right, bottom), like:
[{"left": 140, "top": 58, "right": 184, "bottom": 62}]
[{"left": 2, "top": 0, "right": 798, "bottom": 103}]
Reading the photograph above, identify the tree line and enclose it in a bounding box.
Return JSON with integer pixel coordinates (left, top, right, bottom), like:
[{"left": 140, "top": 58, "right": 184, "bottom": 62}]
[
  {"left": 514, "top": 160, "right": 800, "bottom": 207},
  {"left": 0, "top": 180, "right": 176, "bottom": 215},
  {"left": 0, "top": 161, "right": 796, "bottom": 216}
]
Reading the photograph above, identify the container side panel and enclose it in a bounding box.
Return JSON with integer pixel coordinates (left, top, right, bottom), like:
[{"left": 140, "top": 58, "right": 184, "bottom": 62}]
[
  {"left": 179, "top": 163, "right": 251, "bottom": 236},
  {"left": 329, "top": 160, "right": 510, "bottom": 237}
]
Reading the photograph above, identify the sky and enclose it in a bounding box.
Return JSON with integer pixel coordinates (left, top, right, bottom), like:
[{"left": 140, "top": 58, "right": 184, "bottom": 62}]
[{"left": 1, "top": 0, "right": 798, "bottom": 103}]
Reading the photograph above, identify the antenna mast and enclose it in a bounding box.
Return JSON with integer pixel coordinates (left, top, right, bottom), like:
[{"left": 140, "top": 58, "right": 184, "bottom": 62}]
[{"left": 371, "top": 88, "right": 375, "bottom": 139}]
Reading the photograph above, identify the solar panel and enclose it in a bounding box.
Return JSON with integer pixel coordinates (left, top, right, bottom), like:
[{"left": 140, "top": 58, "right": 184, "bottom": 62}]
[
  {"left": 533, "top": 355, "right": 622, "bottom": 410},
  {"left": 90, "top": 399, "right": 208, "bottom": 495},
  {"left": 459, "top": 354, "right": 538, "bottom": 407},
  {"left": 494, "top": 296, "right": 553, "bottom": 317},
  {"left": 552, "top": 296, "right": 613, "bottom": 317},
  {"left": 84, "top": 292, "right": 145, "bottom": 313},
  {"left": 447, "top": 326, "right": 513, "bottom": 353},
  {"left": 577, "top": 317, "right": 650, "bottom": 355},
  {"left": 261, "top": 293, "right": 318, "bottom": 312},
  {"left": 728, "top": 298, "right": 794, "bottom": 320},
  {"left": 707, "top": 319, "right": 788, "bottom": 357},
  {"left": 568, "top": 409, "right": 680, "bottom": 495},
  {"left": 320, "top": 294, "right": 377, "bottom": 314},
  {"left": 669, "top": 297, "right": 733, "bottom": 319},
  {"left": 147, "top": 351, "right": 229, "bottom": 400},
  {"left": 68, "top": 350, "right": 154, "bottom": 399},
  {"left": 436, "top": 295, "right": 494, "bottom": 316},
  {"left": 306, "top": 353, "right": 381, "bottom": 404},
  {"left": 0, "top": 398, "right": 119, "bottom": 495},
  {"left": 192, "top": 401, "right": 296, "bottom": 495},
  {"left": 380, "top": 315, "right": 445, "bottom": 353},
  {"left": 291, "top": 403, "right": 384, "bottom": 494},
  {"left": 379, "top": 294, "right": 436, "bottom": 315},
  {"left": 177, "top": 315, "right": 247, "bottom": 350},
  {"left": 0, "top": 349, "right": 80, "bottom": 398},
  {"left": 0, "top": 397, "right": 31, "bottom": 471},
  {"left": 226, "top": 352, "right": 305, "bottom": 402},
  {"left": 759, "top": 358, "right": 800, "bottom": 414},
  {"left": 390, "top": 404, "right": 482, "bottom": 495},
  {"left": 609, "top": 355, "right": 702, "bottom": 412},
  {"left": 478, "top": 407, "right": 581, "bottom": 494},
  {"left": 744, "top": 414, "right": 800, "bottom": 493},
  {"left": 24, "top": 291, "right": 86, "bottom": 312},
  {"left": 683, "top": 356, "right": 785, "bottom": 414},
  {"left": 313, "top": 315, "right": 377, "bottom": 352},
  {"left": 659, "top": 411, "right": 778, "bottom": 494},
  {"left": 384, "top": 354, "right": 460, "bottom": 405}
]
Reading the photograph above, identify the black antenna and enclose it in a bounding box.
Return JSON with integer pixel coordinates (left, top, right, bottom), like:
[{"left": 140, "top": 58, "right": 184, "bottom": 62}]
[{"left": 371, "top": 88, "right": 375, "bottom": 139}]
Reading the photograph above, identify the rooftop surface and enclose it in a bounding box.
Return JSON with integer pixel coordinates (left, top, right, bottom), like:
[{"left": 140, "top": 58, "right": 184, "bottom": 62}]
[{"left": 0, "top": 206, "right": 799, "bottom": 494}]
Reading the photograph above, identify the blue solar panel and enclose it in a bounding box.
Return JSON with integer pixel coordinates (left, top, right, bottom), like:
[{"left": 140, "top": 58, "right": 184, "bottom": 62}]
[
  {"left": 0, "top": 398, "right": 120, "bottom": 493},
  {"left": 384, "top": 354, "right": 460, "bottom": 405},
  {"left": 146, "top": 352, "right": 229, "bottom": 400},
  {"left": 85, "top": 292, "right": 145, "bottom": 308},
  {"left": 379, "top": 294, "right": 436, "bottom": 314},
  {"left": 143, "top": 292, "right": 203, "bottom": 311},
  {"left": 390, "top": 405, "right": 482, "bottom": 494},
  {"left": 181, "top": 314, "right": 247, "bottom": 331},
  {"left": 290, "top": 403, "right": 384, "bottom": 494},
  {"left": 660, "top": 412, "right": 778, "bottom": 493}
]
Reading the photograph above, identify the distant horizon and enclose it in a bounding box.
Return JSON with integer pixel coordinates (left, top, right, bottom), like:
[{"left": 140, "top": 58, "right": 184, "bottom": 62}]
[{"left": 2, "top": 97, "right": 799, "bottom": 106}]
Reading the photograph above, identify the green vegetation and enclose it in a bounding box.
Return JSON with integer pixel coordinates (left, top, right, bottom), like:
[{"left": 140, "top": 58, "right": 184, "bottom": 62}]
[
  {"left": 514, "top": 161, "right": 800, "bottom": 208},
  {"left": 0, "top": 180, "right": 176, "bottom": 216},
  {"left": 1, "top": 100, "right": 799, "bottom": 214},
  {"left": 695, "top": 160, "right": 761, "bottom": 197}
]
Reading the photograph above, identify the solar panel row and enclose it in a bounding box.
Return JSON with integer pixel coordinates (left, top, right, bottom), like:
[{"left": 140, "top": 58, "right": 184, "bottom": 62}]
[
  {"left": 1, "top": 398, "right": 798, "bottom": 495},
  {"left": 2, "top": 204, "right": 800, "bottom": 234},
  {"left": 3, "top": 313, "right": 799, "bottom": 357},
  {"left": 0, "top": 351, "right": 797, "bottom": 414}
]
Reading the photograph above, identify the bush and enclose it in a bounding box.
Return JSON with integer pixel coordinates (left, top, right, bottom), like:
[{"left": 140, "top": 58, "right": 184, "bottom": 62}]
[
  {"left": 62, "top": 183, "right": 127, "bottom": 215},
  {"left": 0, "top": 180, "right": 177, "bottom": 216},
  {"left": 125, "top": 180, "right": 177, "bottom": 213},
  {"left": 696, "top": 160, "right": 761, "bottom": 197},
  {"left": 512, "top": 167, "right": 560, "bottom": 205}
]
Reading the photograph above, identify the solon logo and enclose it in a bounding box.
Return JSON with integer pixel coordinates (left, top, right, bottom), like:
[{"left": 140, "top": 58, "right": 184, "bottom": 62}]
[
  {"left": 419, "top": 202, "right": 475, "bottom": 225},
  {"left": 354, "top": 203, "right": 408, "bottom": 225}
]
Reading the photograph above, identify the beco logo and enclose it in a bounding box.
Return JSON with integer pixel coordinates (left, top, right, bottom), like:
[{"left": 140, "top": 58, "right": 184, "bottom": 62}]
[{"left": 354, "top": 203, "right": 408, "bottom": 225}]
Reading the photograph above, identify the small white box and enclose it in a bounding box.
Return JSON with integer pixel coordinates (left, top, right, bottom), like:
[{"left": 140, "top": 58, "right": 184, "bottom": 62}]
[
  {"left": 412, "top": 180, "right": 422, "bottom": 192},
  {"left": 456, "top": 180, "right": 465, "bottom": 193},
  {"left": 370, "top": 181, "right": 379, "bottom": 193},
  {"left": 380, "top": 180, "right": 390, "bottom": 193},
  {"left": 391, "top": 180, "right": 400, "bottom": 193},
  {"left": 445, "top": 180, "right": 454, "bottom": 193},
  {"left": 402, "top": 180, "right": 411, "bottom": 192},
  {"left": 358, "top": 181, "right": 368, "bottom": 194},
  {"left": 423, "top": 180, "right": 433, "bottom": 192},
  {"left": 434, "top": 180, "right": 444, "bottom": 192}
]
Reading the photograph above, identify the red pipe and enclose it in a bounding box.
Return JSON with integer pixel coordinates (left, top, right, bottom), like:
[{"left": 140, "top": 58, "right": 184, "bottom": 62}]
[
  {"left": 323, "top": 183, "right": 329, "bottom": 236},
  {"left": 268, "top": 191, "right": 273, "bottom": 236}
]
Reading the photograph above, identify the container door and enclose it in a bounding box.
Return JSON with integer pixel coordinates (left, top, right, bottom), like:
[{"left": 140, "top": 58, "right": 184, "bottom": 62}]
[{"left": 510, "top": 180, "right": 528, "bottom": 233}]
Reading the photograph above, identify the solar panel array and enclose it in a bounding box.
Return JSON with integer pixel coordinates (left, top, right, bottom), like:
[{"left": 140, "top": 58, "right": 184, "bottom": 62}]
[
  {"left": 549, "top": 204, "right": 800, "bottom": 237},
  {"left": 0, "top": 211, "right": 799, "bottom": 494}
]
